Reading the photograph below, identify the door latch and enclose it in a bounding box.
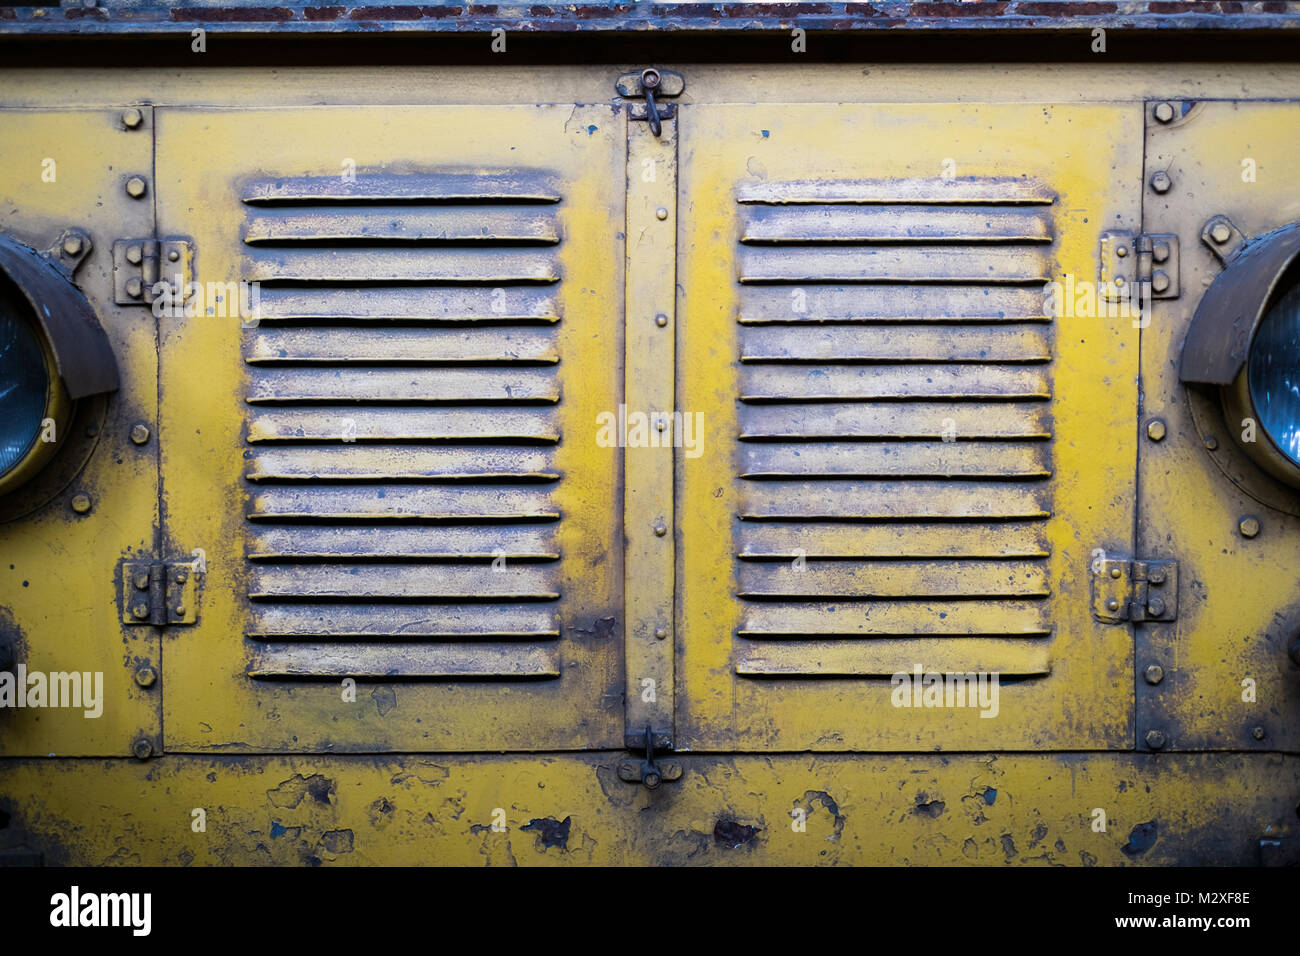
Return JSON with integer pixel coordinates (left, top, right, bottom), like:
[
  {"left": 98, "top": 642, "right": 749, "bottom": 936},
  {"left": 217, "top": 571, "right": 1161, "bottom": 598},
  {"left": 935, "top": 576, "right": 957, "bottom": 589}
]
[
  {"left": 615, "top": 67, "right": 685, "bottom": 137},
  {"left": 617, "top": 726, "right": 682, "bottom": 790},
  {"left": 119, "top": 557, "right": 204, "bottom": 626},
  {"left": 1092, "top": 556, "right": 1178, "bottom": 624}
]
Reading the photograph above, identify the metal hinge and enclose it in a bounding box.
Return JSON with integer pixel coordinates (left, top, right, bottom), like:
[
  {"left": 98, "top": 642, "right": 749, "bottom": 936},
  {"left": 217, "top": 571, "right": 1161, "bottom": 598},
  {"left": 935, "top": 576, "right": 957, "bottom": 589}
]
[
  {"left": 1100, "top": 231, "right": 1179, "bottom": 302},
  {"left": 119, "top": 557, "right": 204, "bottom": 626},
  {"left": 615, "top": 67, "right": 685, "bottom": 136},
  {"left": 1092, "top": 557, "right": 1178, "bottom": 624},
  {"left": 112, "top": 238, "right": 194, "bottom": 305}
]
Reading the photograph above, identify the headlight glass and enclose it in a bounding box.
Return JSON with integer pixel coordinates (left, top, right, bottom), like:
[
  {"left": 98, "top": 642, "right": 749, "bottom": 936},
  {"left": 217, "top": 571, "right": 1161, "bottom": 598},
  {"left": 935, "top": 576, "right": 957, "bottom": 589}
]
[
  {"left": 0, "top": 279, "right": 50, "bottom": 477},
  {"left": 1248, "top": 279, "right": 1300, "bottom": 466}
]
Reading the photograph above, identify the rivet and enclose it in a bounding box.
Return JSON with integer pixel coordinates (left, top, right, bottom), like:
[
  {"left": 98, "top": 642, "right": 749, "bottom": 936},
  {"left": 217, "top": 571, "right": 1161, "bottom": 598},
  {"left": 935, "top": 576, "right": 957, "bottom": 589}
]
[
  {"left": 655, "top": 207, "right": 668, "bottom": 221},
  {"left": 125, "top": 276, "right": 143, "bottom": 298},
  {"left": 1210, "top": 222, "right": 1232, "bottom": 244},
  {"left": 168, "top": 249, "right": 180, "bottom": 262},
  {"left": 70, "top": 493, "right": 92, "bottom": 515},
  {"left": 131, "top": 604, "right": 149, "bottom": 620},
  {"left": 125, "top": 244, "right": 143, "bottom": 265},
  {"left": 1251, "top": 726, "right": 1266, "bottom": 741},
  {"left": 1152, "top": 241, "right": 1171, "bottom": 263},
  {"left": 1144, "top": 664, "right": 1164, "bottom": 685},
  {"left": 1147, "top": 595, "right": 1166, "bottom": 617},
  {"left": 1153, "top": 101, "right": 1175, "bottom": 124},
  {"left": 1116, "top": 245, "right": 1128, "bottom": 258},
  {"left": 130, "top": 423, "right": 150, "bottom": 445},
  {"left": 62, "top": 235, "right": 83, "bottom": 256},
  {"left": 656, "top": 418, "right": 666, "bottom": 432},
  {"left": 1145, "top": 729, "right": 1167, "bottom": 750},
  {"left": 655, "top": 313, "right": 668, "bottom": 328},
  {"left": 122, "top": 107, "right": 143, "bottom": 129},
  {"left": 1150, "top": 171, "right": 1172, "bottom": 194},
  {"left": 125, "top": 176, "right": 147, "bottom": 199},
  {"left": 175, "top": 570, "right": 188, "bottom": 584},
  {"left": 654, "top": 628, "right": 667, "bottom": 640},
  {"left": 131, "top": 737, "right": 154, "bottom": 760},
  {"left": 653, "top": 522, "right": 667, "bottom": 537},
  {"left": 1114, "top": 276, "right": 1125, "bottom": 287},
  {"left": 134, "top": 665, "right": 157, "bottom": 688},
  {"left": 1239, "top": 515, "right": 1261, "bottom": 538},
  {"left": 1106, "top": 598, "right": 1120, "bottom": 612},
  {"left": 174, "top": 605, "right": 186, "bottom": 617},
  {"left": 1146, "top": 419, "right": 1167, "bottom": 442},
  {"left": 1204, "top": 435, "right": 1219, "bottom": 451},
  {"left": 1151, "top": 271, "right": 1170, "bottom": 294},
  {"left": 1110, "top": 567, "right": 1122, "bottom": 579}
]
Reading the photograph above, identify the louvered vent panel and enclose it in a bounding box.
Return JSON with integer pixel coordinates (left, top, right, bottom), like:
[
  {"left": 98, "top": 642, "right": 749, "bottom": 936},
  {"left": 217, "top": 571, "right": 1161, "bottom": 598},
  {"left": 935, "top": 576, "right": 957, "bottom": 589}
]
[
  {"left": 733, "top": 177, "right": 1056, "bottom": 678},
  {"left": 239, "top": 171, "right": 564, "bottom": 681}
]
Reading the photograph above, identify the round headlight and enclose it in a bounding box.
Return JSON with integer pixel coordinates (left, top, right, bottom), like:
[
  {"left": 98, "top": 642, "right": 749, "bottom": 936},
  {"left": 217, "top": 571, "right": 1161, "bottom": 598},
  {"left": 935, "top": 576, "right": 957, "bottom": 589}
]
[{"left": 1246, "top": 278, "right": 1300, "bottom": 467}]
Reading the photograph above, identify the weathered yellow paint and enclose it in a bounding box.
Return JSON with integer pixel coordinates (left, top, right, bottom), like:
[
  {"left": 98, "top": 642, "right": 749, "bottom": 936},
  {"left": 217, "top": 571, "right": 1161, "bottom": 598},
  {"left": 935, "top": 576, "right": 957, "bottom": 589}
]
[
  {"left": 0, "top": 108, "right": 160, "bottom": 757},
  {"left": 0, "top": 753, "right": 1295, "bottom": 865}
]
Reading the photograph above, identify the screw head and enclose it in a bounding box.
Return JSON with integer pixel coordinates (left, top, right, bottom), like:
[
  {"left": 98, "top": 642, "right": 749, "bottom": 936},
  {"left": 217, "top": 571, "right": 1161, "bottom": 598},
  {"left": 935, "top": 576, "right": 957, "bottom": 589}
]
[
  {"left": 125, "top": 176, "right": 147, "bottom": 199},
  {"left": 1147, "top": 595, "right": 1166, "bottom": 617},
  {"left": 1239, "top": 515, "right": 1261, "bottom": 538},
  {"left": 1145, "top": 729, "right": 1167, "bottom": 749},
  {"left": 642, "top": 770, "right": 662, "bottom": 790},
  {"left": 122, "top": 107, "right": 143, "bottom": 129},
  {"left": 131, "top": 604, "right": 149, "bottom": 620},
  {"left": 125, "top": 276, "right": 144, "bottom": 298},
  {"left": 655, "top": 313, "right": 668, "bottom": 328},
  {"left": 131, "top": 737, "right": 154, "bottom": 760},
  {"left": 1210, "top": 222, "right": 1232, "bottom": 244},
  {"left": 134, "top": 665, "right": 157, "bottom": 688},
  {"left": 1252, "top": 725, "right": 1266, "bottom": 741},
  {"left": 1146, "top": 419, "right": 1167, "bottom": 441},
  {"left": 62, "top": 235, "right": 83, "bottom": 256},
  {"left": 1151, "top": 270, "right": 1171, "bottom": 294},
  {"left": 1150, "top": 171, "right": 1172, "bottom": 194},
  {"left": 129, "top": 423, "right": 150, "bottom": 445},
  {"left": 1204, "top": 435, "right": 1219, "bottom": 451},
  {"left": 70, "top": 493, "right": 91, "bottom": 514},
  {"left": 1144, "top": 664, "right": 1164, "bottom": 685},
  {"left": 1153, "top": 101, "right": 1176, "bottom": 123}
]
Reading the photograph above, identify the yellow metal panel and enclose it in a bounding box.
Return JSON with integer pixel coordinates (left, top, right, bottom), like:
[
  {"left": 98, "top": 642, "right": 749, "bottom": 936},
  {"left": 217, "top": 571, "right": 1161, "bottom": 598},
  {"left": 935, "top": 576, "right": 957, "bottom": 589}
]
[
  {"left": 1139, "top": 100, "right": 1300, "bottom": 751},
  {"left": 0, "top": 109, "right": 159, "bottom": 757},
  {"left": 154, "top": 105, "right": 625, "bottom": 752},
  {"left": 677, "top": 103, "right": 1143, "bottom": 751}
]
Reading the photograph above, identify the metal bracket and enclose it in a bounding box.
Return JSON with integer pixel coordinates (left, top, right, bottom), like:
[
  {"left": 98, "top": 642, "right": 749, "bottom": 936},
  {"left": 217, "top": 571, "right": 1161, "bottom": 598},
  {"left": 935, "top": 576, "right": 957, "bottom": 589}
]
[
  {"left": 1200, "top": 214, "right": 1247, "bottom": 265},
  {"left": 1101, "top": 230, "right": 1179, "bottom": 302},
  {"left": 617, "top": 727, "right": 682, "bottom": 790},
  {"left": 120, "top": 558, "right": 203, "bottom": 626},
  {"left": 1092, "top": 557, "right": 1178, "bottom": 624},
  {"left": 113, "top": 238, "right": 194, "bottom": 305}
]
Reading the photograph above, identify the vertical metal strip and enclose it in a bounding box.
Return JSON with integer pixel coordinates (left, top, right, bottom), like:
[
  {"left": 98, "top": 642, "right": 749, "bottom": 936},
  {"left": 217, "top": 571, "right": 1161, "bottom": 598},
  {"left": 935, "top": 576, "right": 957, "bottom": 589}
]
[{"left": 623, "top": 113, "right": 678, "bottom": 750}]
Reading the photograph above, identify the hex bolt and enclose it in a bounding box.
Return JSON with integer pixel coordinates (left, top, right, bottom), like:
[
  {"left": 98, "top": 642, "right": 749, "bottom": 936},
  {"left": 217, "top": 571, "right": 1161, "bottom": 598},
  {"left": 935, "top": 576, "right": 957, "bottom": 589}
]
[
  {"left": 125, "top": 176, "right": 147, "bottom": 199},
  {"left": 62, "top": 235, "right": 83, "bottom": 257},
  {"left": 122, "top": 107, "right": 143, "bottom": 129},
  {"left": 1150, "top": 171, "right": 1172, "bottom": 194},
  {"left": 125, "top": 276, "right": 144, "bottom": 298},
  {"left": 1151, "top": 271, "right": 1171, "bottom": 294},
  {"left": 131, "top": 604, "right": 149, "bottom": 620},
  {"left": 125, "top": 244, "right": 143, "bottom": 265},
  {"left": 655, "top": 313, "right": 668, "bottom": 328},
  {"left": 1147, "top": 595, "right": 1166, "bottom": 617},
  {"left": 133, "top": 571, "right": 150, "bottom": 591},
  {"left": 1153, "top": 101, "right": 1176, "bottom": 124},
  {"left": 1204, "top": 435, "right": 1219, "bottom": 451},
  {"left": 1239, "top": 515, "right": 1261, "bottom": 538},
  {"left": 654, "top": 628, "right": 668, "bottom": 640},
  {"left": 1148, "top": 566, "right": 1166, "bottom": 585},
  {"left": 1210, "top": 222, "right": 1232, "bottom": 244},
  {"left": 1252, "top": 726, "right": 1266, "bottom": 741},
  {"left": 655, "top": 207, "right": 669, "bottom": 221},
  {"left": 70, "top": 493, "right": 92, "bottom": 515},
  {"left": 1144, "top": 664, "right": 1165, "bottom": 685},
  {"left": 129, "top": 423, "right": 150, "bottom": 445},
  {"left": 1146, "top": 419, "right": 1167, "bottom": 442},
  {"left": 134, "top": 665, "right": 157, "bottom": 688},
  {"left": 1152, "top": 241, "right": 1171, "bottom": 263},
  {"left": 131, "top": 737, "right": 154, "bottom": 760},
  {"left": 1145, "top": 729, "right": 1167, "bottom": 750}
]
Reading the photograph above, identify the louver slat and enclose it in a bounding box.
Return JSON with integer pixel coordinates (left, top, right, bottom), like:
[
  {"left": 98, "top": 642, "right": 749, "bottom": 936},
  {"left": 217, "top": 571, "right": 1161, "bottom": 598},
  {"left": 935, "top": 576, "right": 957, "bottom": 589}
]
[
  {"left": 734, "top": 178, "right": 1056, "bottom": 672},
  {"left": 241, "top": 169, "right": 567, "bottom": 682}
]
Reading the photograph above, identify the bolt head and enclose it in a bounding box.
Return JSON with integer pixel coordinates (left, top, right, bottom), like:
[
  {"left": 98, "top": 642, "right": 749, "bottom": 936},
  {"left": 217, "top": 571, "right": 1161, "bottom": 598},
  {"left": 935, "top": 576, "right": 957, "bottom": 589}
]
[
  {"left": 122, "top": 108, "right": 143, "bottom": 129},
  {"left": 1151, "top": 271, "right": 1171, "bottom": 294},
  {"left": 1146, "top": 419, "right": 1167, "bottom": 442},
  {"left": 131, "top": 604, "right": 149, "bottom": 620},
  {"left": 70, "top": 493, "right": 91, "bottom": 514},
  {"left": 62, "top": 235, "right": 83, "bottom": 256},
  {"left": 1150, "top": 171, "right": 1172, "bottom": 194},
  {"left": 642, "top": 770, "right": 662, "bottom": 790},
  {"left": 1148, "top": 567, "right": 1166, "bottom": 585},
  {"left": 1145, "top": 729, "right": 1167, "bottom": 750},
  {"left": 1211, "top": 222, "right": 1232, "bottom": 244},
  {"left": 1153, "top": 101, "right": 1176, "bottom": 123},
  {"left": 1144, "top": 664, "right": 1164, "bottom": 685},
  {"left": 1152, "top": 241, "right": 1171, "bottom": 263},
  {"left": 1252, "top": 726, "right": 1266, "bottom": 741},
  {"left": 134, "top": 665, "right": 157, "bottom": 688},
  {"left": 1204, "top": 435, "right": 1219, "bottom": 451},
  {"left": 125, "top": 176, "right": 147, "bottom": 199},
  {"left": 125, "top": 244, "right": 143, "bottom": 265},
  {"left": 1239, "top": 515, "right": 1261, "bottom": 538},
  {"left": 133, "top": 571, "right": 150, "bottom": 590},
  {"left": 130, "top": 423, "right": 150, "bottom": 445},
  {"left": 125, "top": 276, "right": 144, "bottom": 298},
  {"left": 131, "top": 737, "right": 154, "bottom": 760},
  {"left": 1147, "top": 595, "right": 1166, "bottom": 617}
]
